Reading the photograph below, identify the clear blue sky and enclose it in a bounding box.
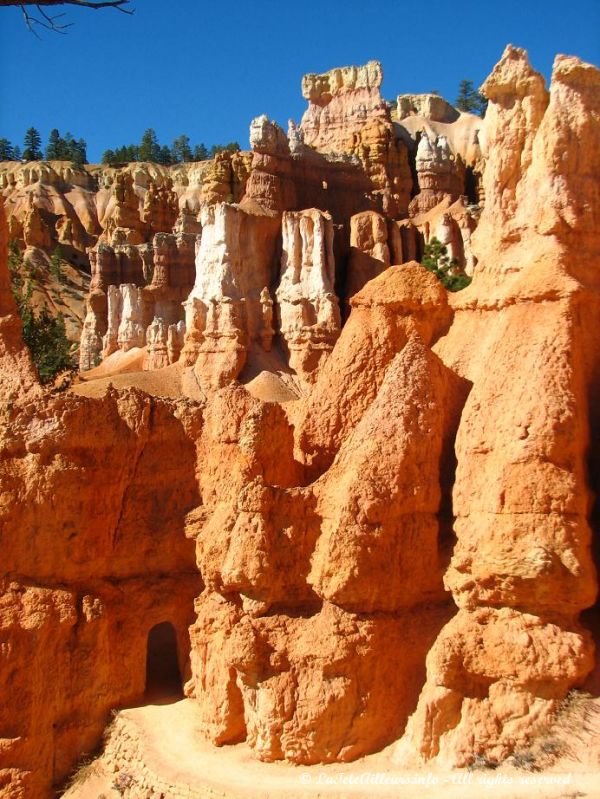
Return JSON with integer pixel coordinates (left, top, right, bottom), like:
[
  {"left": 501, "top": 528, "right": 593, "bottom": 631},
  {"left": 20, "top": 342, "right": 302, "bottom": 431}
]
[{"left": 1, "top": 0, "right": 599, "bottom": 162}]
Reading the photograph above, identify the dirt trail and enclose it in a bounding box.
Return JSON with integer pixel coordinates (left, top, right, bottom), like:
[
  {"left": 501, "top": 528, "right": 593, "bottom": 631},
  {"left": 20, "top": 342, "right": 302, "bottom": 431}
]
[{"left": 63, "top": 699, "right": 600, "bottom": 799}]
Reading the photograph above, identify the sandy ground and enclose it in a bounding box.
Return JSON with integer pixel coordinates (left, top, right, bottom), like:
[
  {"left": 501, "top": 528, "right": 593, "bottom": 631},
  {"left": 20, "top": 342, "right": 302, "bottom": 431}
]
[
  {"left": 72, "top": 343, "right": 303, "bottom": 403},
  {"left": 238, "top": 346, "right": 302, "bottom": 402},
  {"left": 73, "top": 359, "right": 187, "bottom": 399},
  {"left": 63, "top": 698, "right": 600, "bottom": 799}
]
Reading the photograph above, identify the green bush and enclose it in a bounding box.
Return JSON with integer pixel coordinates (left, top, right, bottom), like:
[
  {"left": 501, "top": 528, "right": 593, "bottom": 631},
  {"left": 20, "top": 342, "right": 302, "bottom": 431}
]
[
  {"left": 22, "top": 306, "right": 73, "bottom": 384},
  {"left": 8, "top": 241, "right": 74, "bottom": 384},
  {"left": 49, "top": 246, "right": 63, "bottom": 282},
  {"left": 421, "top": 237, "right": 472, "bottom": 292}
]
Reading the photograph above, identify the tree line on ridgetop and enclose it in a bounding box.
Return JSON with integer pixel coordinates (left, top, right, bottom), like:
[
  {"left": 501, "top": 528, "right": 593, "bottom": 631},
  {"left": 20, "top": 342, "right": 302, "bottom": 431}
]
[
  {"left": 0, "top": 128, "right": 241, "bottom": 166},
  {"left": 0, "top": 128, "right": 87, "bottom": 164},
  {"left": 101, "top": 131, "right": 240, "bottom": 166},
  {"left": 1, "top": 80, "right": 486, "bottom": 167}
]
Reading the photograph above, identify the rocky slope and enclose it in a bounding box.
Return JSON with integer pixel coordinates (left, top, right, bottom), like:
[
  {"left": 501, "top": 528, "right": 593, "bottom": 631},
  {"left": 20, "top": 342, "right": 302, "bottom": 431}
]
[{"left": 0, "top": 46, "right": 599, "bottom": 799}]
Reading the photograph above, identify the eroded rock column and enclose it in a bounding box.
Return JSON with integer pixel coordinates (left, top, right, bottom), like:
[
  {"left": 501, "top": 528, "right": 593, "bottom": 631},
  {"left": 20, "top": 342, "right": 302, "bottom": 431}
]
[{"left": 275, "top": 209, "right": 341, "bottom": 384}]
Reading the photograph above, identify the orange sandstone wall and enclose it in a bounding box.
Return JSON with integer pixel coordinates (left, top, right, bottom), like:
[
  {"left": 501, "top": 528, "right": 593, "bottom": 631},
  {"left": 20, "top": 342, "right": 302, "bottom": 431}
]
[
  {"left": 0, "top": 390, "right": 202, "bottom": 797},
  {"left": 0, "top": 46, "right": 598, "bottom": 799}
]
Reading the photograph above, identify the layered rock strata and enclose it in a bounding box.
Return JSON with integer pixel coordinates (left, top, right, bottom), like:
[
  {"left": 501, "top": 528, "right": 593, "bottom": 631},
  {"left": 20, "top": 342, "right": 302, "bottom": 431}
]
[
  {"left": 396, "top": 93, "right": 460, "bottom": 123},
  {"left": 345, "top": 210, "right": 391, "bottom": 299},
  {"left": 299, "top": 60, "right": 412, "bottom": 217},
  {"left": 79, "top": 215, "right": 197, "bottom": 370},
  {"left": 0, "top": 59, "right": 478, "bottom": 373},
  {"left": 409, "top": 132, "right": 465, "bottom": 215}
]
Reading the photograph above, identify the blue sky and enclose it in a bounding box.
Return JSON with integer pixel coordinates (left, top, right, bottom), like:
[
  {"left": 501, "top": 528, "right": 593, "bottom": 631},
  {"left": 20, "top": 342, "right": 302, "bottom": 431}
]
[{"left": 1, "top": 0, "right": 599, "bottom": 162}]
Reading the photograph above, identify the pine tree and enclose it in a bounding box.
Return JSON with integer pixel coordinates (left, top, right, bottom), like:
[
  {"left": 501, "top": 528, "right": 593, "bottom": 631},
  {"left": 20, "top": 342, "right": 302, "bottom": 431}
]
[
  {"left": 72, "top": 138, "right": 87, "bottom": 165},
  {"left": 193, "top": 143, "right": 209, "bottom": 161},
  {"left": 455, "top": 80, "right": 488, "bottom": 117},
  {"left": 23, "top": 127, "right": 42, "bottom": 161},
  {"left": 0, "top": 138, "right": 14, "bottom": 160},
  {"left": 46, "top": 129, "right": 64, "bottom": 159},
  {"left": 7, "top": 241, "right": 74, "bottom": 383},
  {"left": 63, "top": 131, "right": 77, "bottom": 162},
  {"left": 49, "top": 247, "right": 63, "bottom": 281},
  {"left": 157, "top": 144, "right": 173, "bottom": 165},
  {"left": 24, "top": 308, "right": 73, "bottom": 383},
  {"left": 456, "top": 79, "right": 474, "bottom": 111},
  {"left": 172, "top": 135, "right": 193, "bottom": 163},
  {"left": 102, "top": 149, "right": 116, "bottom": 165},
  {"left": 139, "top": 128, "right": 161, "bottom": 162},
  {"left": 13, "top": 145, "right": 22, "bottom": 161}
]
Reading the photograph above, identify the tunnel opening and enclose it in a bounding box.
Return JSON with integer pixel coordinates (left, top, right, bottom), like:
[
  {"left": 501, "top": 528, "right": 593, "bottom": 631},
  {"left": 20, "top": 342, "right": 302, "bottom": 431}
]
[
  {"left": 145, "top": 621, "right": 183, "bottom": 703},
  {"left": 464, "top": 166, "right": 480, "bottom": 206}
]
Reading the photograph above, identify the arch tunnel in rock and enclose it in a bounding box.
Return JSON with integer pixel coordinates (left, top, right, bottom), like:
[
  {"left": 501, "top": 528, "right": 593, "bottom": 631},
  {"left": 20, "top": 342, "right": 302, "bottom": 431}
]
[{"left": 145, "top": 621, "right": 184, "bottom": 702}]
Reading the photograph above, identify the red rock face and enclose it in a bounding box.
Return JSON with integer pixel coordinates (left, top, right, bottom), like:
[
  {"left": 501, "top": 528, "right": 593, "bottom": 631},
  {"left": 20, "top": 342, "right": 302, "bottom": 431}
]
[
  {"left": 0, "top": 389, "right": 202, "bottom": 797},
  {"left": 1, "top": 47, "right": 600, "bottom": 798},
  {"left": 296, "top": 265, "right": 453, "bottom": 474},
  {"left": 399, "top": 46, "right": 600, "bottom": 766}
]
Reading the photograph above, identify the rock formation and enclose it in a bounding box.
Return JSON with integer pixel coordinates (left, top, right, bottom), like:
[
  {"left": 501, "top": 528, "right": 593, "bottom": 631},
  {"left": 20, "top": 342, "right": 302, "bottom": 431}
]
[
  {"left": 1, "top": 47, "right": 599, "bottom": 799},
  {"left": 142, "top": 179, "right": 179, "bottom": 235},
  {"left": 199, "top": 150, "right": 253, "bottom": 206},
  {"left": 397, "top": 45, "right": 600, "bottom": 766},
  {"left": 299, "top": 60, "right": 412, "bottom": 217},
  {"left": 275, "top": 209, "right": 341, "bottom": 383},
  {"left": 1, "top": 59, "right": 478, "bottom": 367},
  {"left": 409, "top": 132, "right": 465, "bottom": 215},
  {"left": 345, "top": 210, "right": 391, "bottom": 299},
  {"left": 80, "top": 221, "right": 197, "bottom": 370},
  {"left": 181, "top": 202, "right": 280, "bottom": 392},
  {"left": 99, "top": 170, "right": 148, "bottom": 245},
  {"left": 0, "top": 387, "right": 202, "bottom": 798},
  {"left": 74, "top": 60, "right": 477, "bottom": 382},
  {"left": 243, "top": 115, "right": 296, "bottom": 213},
  {"left": 396, "top": 93, "right": 460, "bottom": 123},
  {"left": 0, "top": 196, "right": 41, "bottom": 400},
  {"left": 0, "top": 161, "right": 99, "bottom": 258}
]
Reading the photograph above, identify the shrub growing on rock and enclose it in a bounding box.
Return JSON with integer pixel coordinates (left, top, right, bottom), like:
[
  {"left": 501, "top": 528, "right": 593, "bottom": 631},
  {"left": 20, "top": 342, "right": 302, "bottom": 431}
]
[{"left": 421, "top": 236, "right": 472, "bottom": 292}]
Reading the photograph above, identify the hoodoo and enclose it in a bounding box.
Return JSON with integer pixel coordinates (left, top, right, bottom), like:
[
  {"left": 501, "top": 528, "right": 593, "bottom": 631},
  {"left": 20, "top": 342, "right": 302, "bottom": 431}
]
[{"left": 1, "top": 40, "right": 599, "bottom": 799}]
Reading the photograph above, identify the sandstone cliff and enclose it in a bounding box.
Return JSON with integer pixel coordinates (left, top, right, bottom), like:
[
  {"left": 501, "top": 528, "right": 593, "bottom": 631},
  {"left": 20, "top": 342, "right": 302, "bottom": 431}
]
[
  {"left": 1, "top": 59, "right": 479, "bottom": 380},
  {"left": 1, "top": 47, "right": 599, "bottom": 799},
  {"left": 71, "top": 60, "right": 478, "bottom": 389}
]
